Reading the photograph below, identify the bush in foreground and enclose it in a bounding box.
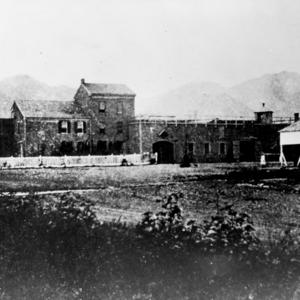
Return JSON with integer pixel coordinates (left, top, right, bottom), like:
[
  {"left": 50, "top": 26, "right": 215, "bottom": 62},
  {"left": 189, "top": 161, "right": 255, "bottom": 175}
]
[{"left": 0, "top": 192, "right": 299, "bottom": 299}]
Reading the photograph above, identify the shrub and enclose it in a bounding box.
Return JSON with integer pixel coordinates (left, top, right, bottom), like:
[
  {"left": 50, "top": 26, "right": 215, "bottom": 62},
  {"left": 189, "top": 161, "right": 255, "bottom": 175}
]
[
  {"left": 138, "top": 193, "right": 259, "bottom": 254},
  {"left": 0, "top": 191, "right": 299, "bottom": 299},
  {"left": 201, "top": 202, "right": 259, "bottom": 253}
]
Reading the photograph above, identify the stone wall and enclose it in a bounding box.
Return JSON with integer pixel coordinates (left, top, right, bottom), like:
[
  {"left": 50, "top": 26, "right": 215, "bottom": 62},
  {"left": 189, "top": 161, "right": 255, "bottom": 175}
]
[
  {"left": 0, "top": 119, "right": 14, "bottom": 157},
  {"left": 24, "top": 118, "right": 90, "bottom": 156},
  {"left": 128, "top": 120, "right": 288, "bottom": 163}
]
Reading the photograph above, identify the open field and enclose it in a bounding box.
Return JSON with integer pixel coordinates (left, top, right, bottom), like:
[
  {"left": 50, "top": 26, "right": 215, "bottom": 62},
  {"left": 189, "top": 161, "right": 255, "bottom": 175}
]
[
  {"left": 1, "top": 164, "right": 299, "bottom": 237},
  {"left": 0, "top": 164, "right": 299, "bottom": 299},
  {"left": 0, "top": 163, "right": 259, "bottom": 192}
]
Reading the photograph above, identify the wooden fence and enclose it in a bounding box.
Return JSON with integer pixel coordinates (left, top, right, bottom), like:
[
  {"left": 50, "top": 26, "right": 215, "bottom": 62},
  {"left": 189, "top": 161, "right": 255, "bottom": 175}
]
[{"left": 0, "top": 153, "right": 155, "bottom": 169}]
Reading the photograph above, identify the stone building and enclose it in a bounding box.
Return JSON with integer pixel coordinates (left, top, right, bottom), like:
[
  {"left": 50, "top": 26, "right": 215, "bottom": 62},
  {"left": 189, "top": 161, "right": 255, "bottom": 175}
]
[
  {"left": 128, "top": 108, "right": 291, "bottom": 163},
  {"left": 1, "top": 78, "right": 296, "bottom": 163},
  {"left": 10, "top": 79, "right": 136, "bottom": 157},
  {"left": 12, "top": 99, "right": 90, "bottom": 156},
  {"left": 73, "top": 79, "right": 135, "bottom": 154}
]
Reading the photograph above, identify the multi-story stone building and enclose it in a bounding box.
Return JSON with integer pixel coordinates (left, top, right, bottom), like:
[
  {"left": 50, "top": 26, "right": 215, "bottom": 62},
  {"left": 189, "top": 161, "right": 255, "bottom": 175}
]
[
  {"left": 10, "top": 79, "right": 136, "bottom": 157},
  {"left": 73, "top": 79, "right": 135, "bottom": 155},
  {"left": 0, "top": 78, "right": 296, "bottom": 163}
]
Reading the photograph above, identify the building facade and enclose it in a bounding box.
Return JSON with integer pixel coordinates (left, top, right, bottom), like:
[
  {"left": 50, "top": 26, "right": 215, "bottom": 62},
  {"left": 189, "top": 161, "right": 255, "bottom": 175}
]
[
  {"left": 73, "top": 79, "right": 135, "bottom": 155},
  {"left": 12, "top": 100, "right": 90, "bottom": 157},
  {"left": 0, "top": 78, "right": 296, "bottom": 162},
  {"left": 128, "top": 115, "right": 289, "bottom": 163}
]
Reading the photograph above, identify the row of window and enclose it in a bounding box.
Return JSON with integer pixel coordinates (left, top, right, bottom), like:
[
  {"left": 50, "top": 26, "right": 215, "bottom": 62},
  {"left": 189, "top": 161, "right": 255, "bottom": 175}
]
[
  {"left": 58, "top": 121, "right": 87, "bottom": 134},
  {"left": 187, "top": 142, "right": 227, "bottom": 155},
  {"left": 58, "top": 121, "right": 124, "bottom": 134},
  {"left": 98, "top": 101, "right": 123, "bottom": 114}
]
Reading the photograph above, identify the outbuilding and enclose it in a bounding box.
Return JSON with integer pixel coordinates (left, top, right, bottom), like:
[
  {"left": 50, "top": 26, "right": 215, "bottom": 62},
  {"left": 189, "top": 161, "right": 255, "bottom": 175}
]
[{"left": 279, "top": 119, "right": 300, "bottom": 166}]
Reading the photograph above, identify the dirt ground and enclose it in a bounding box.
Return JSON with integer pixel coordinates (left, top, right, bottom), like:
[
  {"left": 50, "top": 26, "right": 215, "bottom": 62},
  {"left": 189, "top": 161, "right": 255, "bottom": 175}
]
[
  {"left": 1, "top": 164, "right": 298, "bottom": 240},
  {"left": 0, "top": 163, "right": 257, "bottom": 192}
]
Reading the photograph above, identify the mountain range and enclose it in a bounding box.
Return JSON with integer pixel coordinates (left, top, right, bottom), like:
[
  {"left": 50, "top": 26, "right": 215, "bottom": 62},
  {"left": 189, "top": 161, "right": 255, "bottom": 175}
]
[
  {"left": 137, "top": 71, "right": 300, "bottom": 119},
  {"left": 1, "top": 71, "right": 300, "bottom": 119}
]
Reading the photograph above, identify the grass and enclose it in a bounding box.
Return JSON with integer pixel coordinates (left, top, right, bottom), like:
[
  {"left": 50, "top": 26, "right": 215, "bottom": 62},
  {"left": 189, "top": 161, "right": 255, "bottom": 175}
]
[
  {"left": 0, "top": 164, "right": 299, "bottom": 299},
  {"left": 0, "top": 192, "right": 299, "bottom": 299}
]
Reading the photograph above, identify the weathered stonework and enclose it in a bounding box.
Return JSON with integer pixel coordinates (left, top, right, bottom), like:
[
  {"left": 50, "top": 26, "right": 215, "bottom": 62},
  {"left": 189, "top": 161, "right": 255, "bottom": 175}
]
[
  {"left": 0, "top": 119, "right": 14, "bottom": 157},
  {"left": 74, "top": 83, "right": 135, "bottom": 154},
  {"left": 128, "top": 120, "right": 287, "bottom": 163},
  {"left": 12, "top": 102, "right": 90, "bottom": 156},
  {"left": 24, "top": 118, "right": 90, "bottom": 156}
]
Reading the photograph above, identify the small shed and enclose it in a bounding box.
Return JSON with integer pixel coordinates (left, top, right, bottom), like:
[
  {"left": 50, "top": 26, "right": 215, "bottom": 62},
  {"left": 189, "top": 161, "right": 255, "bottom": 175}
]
[{"left": 279, "top": 120, "right": 300, "bottom": 166}]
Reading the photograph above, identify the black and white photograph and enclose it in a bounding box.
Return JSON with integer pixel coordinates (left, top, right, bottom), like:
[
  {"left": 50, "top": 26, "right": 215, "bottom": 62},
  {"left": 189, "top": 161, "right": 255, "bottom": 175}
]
[{"left": 0, "top": 0, "right": 299, "bottom": 299}]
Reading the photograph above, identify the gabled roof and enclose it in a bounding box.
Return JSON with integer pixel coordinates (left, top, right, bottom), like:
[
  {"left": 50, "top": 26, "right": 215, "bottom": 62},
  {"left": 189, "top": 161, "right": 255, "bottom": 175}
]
[
  {"left": 13, "top": 100, "right": 88, "bottom": 119},
  {"left": 279, "top": 120, "right": 300, "bottom": 132},
  {"left": 82, "top": 81, "right": 135, "bottom": 96}
]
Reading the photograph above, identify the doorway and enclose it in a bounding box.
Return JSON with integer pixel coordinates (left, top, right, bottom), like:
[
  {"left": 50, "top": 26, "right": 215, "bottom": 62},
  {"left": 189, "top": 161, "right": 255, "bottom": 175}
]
[
  {"left": 152, "top": 141, "right": 174, "bottom": 163},
  {"left": 240, "top": 140, "right": 256, "bottom": 161}
]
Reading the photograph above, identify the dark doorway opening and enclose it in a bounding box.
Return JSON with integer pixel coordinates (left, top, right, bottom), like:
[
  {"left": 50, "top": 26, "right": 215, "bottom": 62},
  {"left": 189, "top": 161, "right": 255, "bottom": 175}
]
[
  {"left": 39, "top": 143, "right": 46, "bottom": 156},
  {"left": 113, "top": 141, "right": 123, "bottom": 155},
  {"left": 77, "top": 142, "right": 89, "bottom": 155},
  {"left": 153, "top": 141, "right": 174, "bottom": 164},
  {"left": 283, "top": 144, "right": 300, "bottom": 166},
  {"left": 60, "top": 141, "right": 74, "bottom": 155},
  {"left": 97, "top": 141, "right": 107, "bottom": 155},
  {"left": 240, "top": 140, "right": 256, "bottom": 162}
]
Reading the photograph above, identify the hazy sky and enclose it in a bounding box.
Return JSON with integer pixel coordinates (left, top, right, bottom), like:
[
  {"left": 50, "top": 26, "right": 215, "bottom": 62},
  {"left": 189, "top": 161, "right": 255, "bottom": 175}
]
[{"left": 1, "top": 0, "right": 300, "bottom": 98}]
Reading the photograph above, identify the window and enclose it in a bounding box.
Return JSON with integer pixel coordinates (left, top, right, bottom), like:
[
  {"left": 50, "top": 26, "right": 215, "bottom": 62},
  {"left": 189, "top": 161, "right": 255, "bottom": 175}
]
[
  {"left": 116, "top": 121, "right": 123, "bottom": 133},
  {"left": 204, "top": 142, "right": 211, "bottom": 155},
  {"left": 117, "top": 102, "right": 123, "bottom": 114},
  {"left": 99, "top": 101, "right": 106, "bottom": 112},
  {"left": 219, "top": 142, "right": 226, "bottom": 155},
  {"left": 75, "top": 121, "right": 86, "bottom": 134},
  {"left": 58, "top": 120, "right": 70, "bottom": 134}
]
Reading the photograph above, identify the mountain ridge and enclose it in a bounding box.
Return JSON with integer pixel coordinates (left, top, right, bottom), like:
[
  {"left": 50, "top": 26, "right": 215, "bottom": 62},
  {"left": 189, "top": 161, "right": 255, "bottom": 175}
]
[
  {"left": 138, "top": 71, "right": 300, "bottom": 118},
  {"left": 1, "top": 71, "right": 300, "bottom": 119}
]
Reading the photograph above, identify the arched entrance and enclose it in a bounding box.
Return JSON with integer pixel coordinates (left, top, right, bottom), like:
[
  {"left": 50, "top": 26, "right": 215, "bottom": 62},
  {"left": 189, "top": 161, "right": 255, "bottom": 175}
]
[{"left": 153, "top": 141, "right": 174, "bottom": 164}]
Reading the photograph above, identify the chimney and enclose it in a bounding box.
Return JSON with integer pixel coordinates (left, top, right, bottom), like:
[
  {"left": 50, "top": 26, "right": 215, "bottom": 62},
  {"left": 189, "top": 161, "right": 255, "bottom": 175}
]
[
  {"left": 262, "top": 102, "right": 265, "bottom": 108},
  {"left": 294, "top": 113, "right": 299, "bottom": 122},
  {"left": 81, "top": 78, "right": 85, "bottom": 84}
]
